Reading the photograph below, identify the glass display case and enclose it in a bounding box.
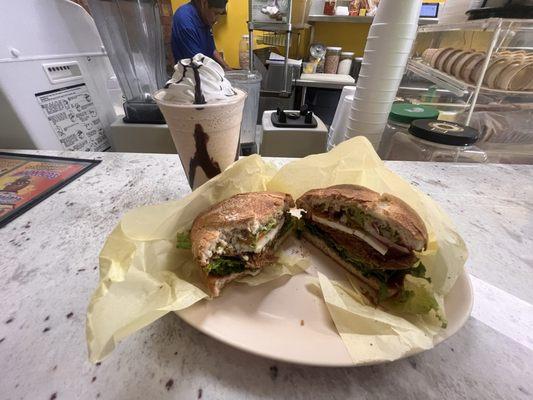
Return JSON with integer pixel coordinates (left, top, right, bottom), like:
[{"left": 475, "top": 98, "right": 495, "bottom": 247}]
[{"left": 399, "top": 18, "right": 533, "bottom": 152}]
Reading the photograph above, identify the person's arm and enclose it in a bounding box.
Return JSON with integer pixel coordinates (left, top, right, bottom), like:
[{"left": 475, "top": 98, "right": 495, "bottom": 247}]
[{"left": 213, "top": 49, "right": 232, "bottom": 70}]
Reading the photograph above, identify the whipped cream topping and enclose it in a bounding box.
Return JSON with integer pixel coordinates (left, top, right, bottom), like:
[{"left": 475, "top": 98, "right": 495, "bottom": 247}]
[{"left": 160, "top": 54, "right": 236, "bottom": 104}]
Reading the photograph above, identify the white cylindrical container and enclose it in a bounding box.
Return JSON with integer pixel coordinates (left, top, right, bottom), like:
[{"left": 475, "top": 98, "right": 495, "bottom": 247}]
[
  {"left": 328, "top": 93, "right": 355, "bottom": 150},
  {"left": 345, "top": 0, "right": 422, "bottom": 148},
  {"left": 329, "top": 86, "right": 356, "bottom": 133},
  {"left": 337, "top": 52, "right": 354, "bottom": 75}
]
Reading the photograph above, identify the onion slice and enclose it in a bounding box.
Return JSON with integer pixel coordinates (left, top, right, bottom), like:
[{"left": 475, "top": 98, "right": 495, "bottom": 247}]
[{"left": 311, "top": 215, "right": 389, "bottom": 255}]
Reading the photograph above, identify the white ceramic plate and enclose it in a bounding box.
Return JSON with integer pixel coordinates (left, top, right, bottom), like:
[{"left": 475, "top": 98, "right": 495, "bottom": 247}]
[{"left": 177, "top": 241, "right": 473, "bottom": 367}]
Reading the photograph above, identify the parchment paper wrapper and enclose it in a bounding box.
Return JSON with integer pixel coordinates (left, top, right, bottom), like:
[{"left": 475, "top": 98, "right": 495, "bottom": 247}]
[
  {"left": 87, "top": 137, "right": 467, "bottom": 365},
  {"left": 86, "top": 155, "right": 308, "bottom": 362},
  {"left": 268, "top": 137, "right": 468, "bottom": 364}
]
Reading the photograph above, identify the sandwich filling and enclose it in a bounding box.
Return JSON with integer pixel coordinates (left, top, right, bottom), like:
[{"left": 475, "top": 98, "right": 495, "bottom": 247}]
[
  {"left": 310, "top": 215, "right": 388, "bottom": 255},
  {"left": 205, "top": 216, "right": 294, "bottom": 276},
  {"left": 311, "top": 200, "right": 418, "bottom": 253},
  {"left": 295, "top": 185, "right": 443, "bottom": 322},
  {"left": 300, "top": 200, "right": 430, "bottom": 301},
  {"left": 303, "top": 221, "right": 426, "bottom": 293},
  {"left": 182, "top": 216, "right": 295, "bottom": 278}
]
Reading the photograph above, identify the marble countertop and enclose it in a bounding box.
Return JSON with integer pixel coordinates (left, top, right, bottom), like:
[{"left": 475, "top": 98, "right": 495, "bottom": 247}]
[{"left": 1, "top": 150, "right": 532, "bottom": 400}]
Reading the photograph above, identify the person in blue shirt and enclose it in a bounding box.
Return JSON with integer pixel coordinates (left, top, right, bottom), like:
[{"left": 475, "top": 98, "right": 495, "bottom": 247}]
[{"left": 171, "top": 0, "right": 230, "bottom": 69}]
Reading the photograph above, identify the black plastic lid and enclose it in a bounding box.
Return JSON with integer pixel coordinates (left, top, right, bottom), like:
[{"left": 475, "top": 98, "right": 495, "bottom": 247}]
[{"left": 408, "top": 119, "right": 480, "bottom": 146}]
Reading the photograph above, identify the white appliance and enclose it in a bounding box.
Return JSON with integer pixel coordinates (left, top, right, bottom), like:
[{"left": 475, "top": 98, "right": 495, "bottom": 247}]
[
  {"left": 260, "top": 110, "right": 328, "bottom": 157},
  {"left": 0, "top": 0, "right": 117, "bottom": 151}
]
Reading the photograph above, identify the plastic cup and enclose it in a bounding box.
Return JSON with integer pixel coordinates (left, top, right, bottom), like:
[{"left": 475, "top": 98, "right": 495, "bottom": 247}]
[
  {"left": 357, "top": 71, "right": 404, "bottom": 81},
  {"left": 350, "top": 99, "right": 397, "bottom": 113},
  {"left": 356, "top": 76, "right": 403, "bottom": 91},
  {"left": 346, "top": 117, "right": 386, "bottom": 128},
  {"left": 331, "top": 94, "right": 354, "bottom": 130},
  {"left": 347, "top": 110, "right": 390, "bottom": 124},
  {"left": 346, "top": 118, "right": 387, "bottom": 134},
  {"left": 363, "top": 48, "right": 411, "bottom": 56},
  {"left": 327, "top": 127, "right": 340, "bottom": 151},
  {"left": 360, "top": 52, "right": 411, "bottom": 68},
  {"left": 366, "top": 34, "right": 417, "bottom": 45},
  {"left": 330, "top": 87, "right": 356, "bottom": 132},
  {"left": 368, "top": 24, "right": 417, "bottom": 32},
  {"left": 363, "top": 45, "right": 413, "bottom": 59},
  {"left": 354, "top": 85, "right": 399, "bottom": 94},
  {"left": 153, "top": 88, "right": 246, "bottom": 189},
  {"left": 349, "top": 98, "right": 394, "bottom": 113},
  {"left": 360, "top": 59, "right": 408, "bottom": 69},
  {"left": 353, "top": 90, "right": 400, "bottom": 103},
  {"left": 372, "top": 0, "right": 423, "bottom": 24},
  {"left": 328, "top": 110, "right": 353, "bottom": 150},
  {"left": 358, "top": 67, "right": 407, "bottom": 81},
  {"left": 363, "top": 48, "right": 411, "bottom": 58},
  {"left": 358, "top": 64, "right": 406, "bottom": 80},
  {"left": 366, "top": 28, "right": 416, "bottom": 41},
  {"left": 350, "top": 98, "right": 396, "bottom": 110},
  {"left": 346, "top": 0, "right": 421, "bottom": 147},
  {"left": 353, "top": 88, "right": 398, "bottom": 102},
  {"left": 353, "top": 94, "right": 397, "bottom": 105},
  {"left": 368, "top": 23, "right": 418, "bottom": 35},
  {"left": 364, "top": 39, "right": 415, "bottom": 55}
]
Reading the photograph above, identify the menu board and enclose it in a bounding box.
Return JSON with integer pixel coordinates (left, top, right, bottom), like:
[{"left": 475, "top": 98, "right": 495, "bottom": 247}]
[
  {"left": 35, "top": 83, "right": 111, "bottom": 152},
  {"left": 0, "top": 153, "right": 100, "bottom": 228}
]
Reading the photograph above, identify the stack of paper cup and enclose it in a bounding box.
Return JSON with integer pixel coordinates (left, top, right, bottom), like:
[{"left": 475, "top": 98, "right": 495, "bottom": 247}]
[
  {"left": 328, "top": 94, "right": 355, "bottom": 150},
  {"left": 327, "top": 86, "right": 356, "bottom": 150},
  {"left": 345, "top": 0, "right": 422, "bottom": 149}
]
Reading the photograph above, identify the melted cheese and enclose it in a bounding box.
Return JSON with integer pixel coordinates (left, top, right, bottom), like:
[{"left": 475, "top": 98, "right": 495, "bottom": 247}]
[{"left": 311, "top": 215, "right": 388, "bottom": 255}]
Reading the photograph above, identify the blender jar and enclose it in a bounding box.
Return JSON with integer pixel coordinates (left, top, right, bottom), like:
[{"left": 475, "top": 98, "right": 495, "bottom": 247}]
[
  {"left": 225, "top": 71, "right": 262, "bottom": 145},
  {"left": 88, "top": 0, "right": 166, "bottom": 123}
]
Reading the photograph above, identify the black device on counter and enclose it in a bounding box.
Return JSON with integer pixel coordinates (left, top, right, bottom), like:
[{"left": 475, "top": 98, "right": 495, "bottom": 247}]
[
  {"left": 271, "top": 106, "right": 318, "bottom": 128},
  {"left": 467, "top": 0, "right": 533, "bottom": 19}
]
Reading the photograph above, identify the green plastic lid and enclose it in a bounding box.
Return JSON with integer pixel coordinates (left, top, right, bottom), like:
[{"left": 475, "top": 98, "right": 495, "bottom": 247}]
[{"left": 389, "top": 103, "right": 439, "bottom": 124}]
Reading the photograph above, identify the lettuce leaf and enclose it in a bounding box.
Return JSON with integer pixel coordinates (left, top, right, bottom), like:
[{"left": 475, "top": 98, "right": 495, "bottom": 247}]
[
  {"left": 383, "top": 275, "right": 443, "bottom": 322},
  {"left": 257, "top": 219, "right": 278, "bottom": 234},
  {"left": 205, "top": 257, "right": 245, "bottom": 277},
  {"left": 176, "top": 232, "right": 192, "bottom": 249}
]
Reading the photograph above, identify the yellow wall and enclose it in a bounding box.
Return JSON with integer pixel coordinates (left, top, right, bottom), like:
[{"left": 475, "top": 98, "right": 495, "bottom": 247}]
[
  {"left": 312, "top": 23, "right": 370, "bottom": 56},
  {"left": 171, "top": 0, "right": 446, "bottom": 66}
]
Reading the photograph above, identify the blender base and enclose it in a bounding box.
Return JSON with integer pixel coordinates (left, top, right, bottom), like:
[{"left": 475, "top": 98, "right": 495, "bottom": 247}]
[{"left": 122, "top": 101, "right": 166, "bottom": 124}]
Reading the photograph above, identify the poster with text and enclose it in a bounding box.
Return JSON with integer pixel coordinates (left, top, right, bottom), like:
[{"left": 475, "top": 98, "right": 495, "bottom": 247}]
[
  {"left": 0, "top": 153, "right": 100, "bottom": 227},
  {"left": 35, "top": 83, "right": 111, "bottom": 152}
]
